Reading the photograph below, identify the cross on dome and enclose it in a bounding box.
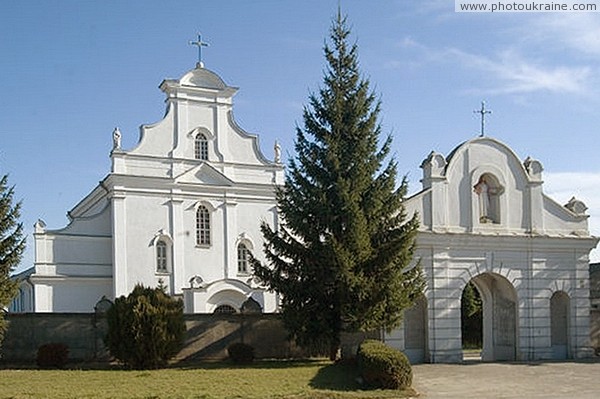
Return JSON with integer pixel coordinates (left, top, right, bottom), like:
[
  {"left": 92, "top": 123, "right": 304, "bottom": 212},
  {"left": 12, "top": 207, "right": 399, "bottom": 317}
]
[{"left": 189, "top": 33, "right": 210, "bottom": 68}]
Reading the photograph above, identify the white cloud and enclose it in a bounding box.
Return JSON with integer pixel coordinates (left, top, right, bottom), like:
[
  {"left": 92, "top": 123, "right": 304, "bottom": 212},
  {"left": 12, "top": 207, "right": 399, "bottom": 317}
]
[
  {"left": 545, "top": 171, "right": 600, "bottom": 262},
  {"left": 387, "top": 38, "right": 591, "bottom": 96},
  {"left": 446, "top": 48, "right": 591, "bottom": 95},
  {"left": 526, "top": 14, "right": 600, "bottom": 58}
]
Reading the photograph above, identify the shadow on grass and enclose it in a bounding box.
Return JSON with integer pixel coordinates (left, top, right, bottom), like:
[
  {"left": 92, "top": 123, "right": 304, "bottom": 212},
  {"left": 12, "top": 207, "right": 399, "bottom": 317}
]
[
  {"left": 174, "top": 358, "right": 330, "bottom": 370},
  {"left": 309, "top": 361, "right": 361, "bottom": 392}
]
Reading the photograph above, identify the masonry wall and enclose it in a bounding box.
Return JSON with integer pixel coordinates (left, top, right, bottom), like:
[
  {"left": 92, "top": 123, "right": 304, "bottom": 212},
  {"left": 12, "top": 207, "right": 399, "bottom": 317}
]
[
  {"left": 591, "top": 309, "right": 600, "bottom": 352},
  {"left": 0, "top": 313, "right": 311, "bottom": 364}
]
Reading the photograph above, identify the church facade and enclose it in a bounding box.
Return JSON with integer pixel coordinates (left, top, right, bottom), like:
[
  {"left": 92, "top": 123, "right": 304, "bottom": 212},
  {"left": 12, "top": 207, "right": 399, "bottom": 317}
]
[
  {"left": 14, "top": 64, "right": 284, "bottom": 314},
  {"left": 11, "top": 64, "right": 598, "bottom": 363},
  {"left": 384, "top": 138, "right": 599, "bottom": 362}
]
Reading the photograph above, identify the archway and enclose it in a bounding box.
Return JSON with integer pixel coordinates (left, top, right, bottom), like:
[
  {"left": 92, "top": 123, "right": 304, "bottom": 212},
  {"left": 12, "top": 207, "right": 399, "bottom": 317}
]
[
  {"left": 550, "top": 291, "right": 570, "bottom": 359},
  {"left": 461, "top": 282, "right": 483, "bottom": 360},
  {"left": 462, "top": 272, "right": 518, "bottom": 361}
]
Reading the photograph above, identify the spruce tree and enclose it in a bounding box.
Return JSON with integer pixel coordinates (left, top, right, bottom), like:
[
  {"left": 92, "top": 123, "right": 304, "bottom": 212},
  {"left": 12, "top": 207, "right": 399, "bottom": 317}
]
[
  {"left": 0, "top": 174, "right": 25, "bottom": 349},
  {"left": 252, "top": 12, "right": 424, "bottom": 360}
]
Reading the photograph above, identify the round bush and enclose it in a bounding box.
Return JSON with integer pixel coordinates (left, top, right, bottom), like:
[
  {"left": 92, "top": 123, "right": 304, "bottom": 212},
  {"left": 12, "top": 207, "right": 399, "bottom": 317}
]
[
  {"left": 227, "top": 342, "right": 255, "bottom": 364},
  {"left": 37, "top": 343, "right": 69, "bottom": 369},
  {"left": 357, "top": 339, "right": 412, "bottom": 390}
]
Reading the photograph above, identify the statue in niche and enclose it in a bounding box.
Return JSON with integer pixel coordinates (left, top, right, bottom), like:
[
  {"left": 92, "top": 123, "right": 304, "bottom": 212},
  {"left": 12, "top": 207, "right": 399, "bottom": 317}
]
[{"left": 474, "top": 174, "right": 501, "bottom": 223}]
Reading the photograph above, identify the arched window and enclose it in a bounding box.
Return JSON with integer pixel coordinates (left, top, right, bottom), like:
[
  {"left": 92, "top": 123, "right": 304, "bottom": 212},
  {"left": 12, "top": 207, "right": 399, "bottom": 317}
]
[
  {"left": 214, "top": 304, "right": 237, "bottom": 314},
  {"left": 195, "top": 133, "right": 209, "bottom": 161},
  {"left": 156, "top": 240, "right": 168, "bottom": 273},
  {"left": 196, "top": 205, "right": 211, "bottom": 246},
  {"left": 237, "top": 243, "right": 251, "bottom": 274}
]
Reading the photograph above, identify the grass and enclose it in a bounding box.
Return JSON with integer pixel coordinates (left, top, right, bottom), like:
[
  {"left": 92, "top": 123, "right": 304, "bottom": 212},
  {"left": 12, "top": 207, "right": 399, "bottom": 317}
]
[{"left": 0, "top": 360, "right": 417, "bottom": 399}]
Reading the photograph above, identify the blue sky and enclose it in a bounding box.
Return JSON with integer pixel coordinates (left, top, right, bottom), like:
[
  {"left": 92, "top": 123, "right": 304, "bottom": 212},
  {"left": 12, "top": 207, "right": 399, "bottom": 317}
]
[{"left": 1, "top": 0, "right": 599, "bottom": 271}]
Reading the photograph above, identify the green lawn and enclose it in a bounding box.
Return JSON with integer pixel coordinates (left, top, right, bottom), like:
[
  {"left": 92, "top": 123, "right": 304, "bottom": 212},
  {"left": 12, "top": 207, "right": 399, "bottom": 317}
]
[{"left": 0, "top": 360, "right": 416, "bottom": 399}]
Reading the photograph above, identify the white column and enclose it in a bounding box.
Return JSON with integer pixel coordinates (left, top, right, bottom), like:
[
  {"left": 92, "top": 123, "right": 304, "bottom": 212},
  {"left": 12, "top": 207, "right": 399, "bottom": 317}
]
[
  {"left": 223, "top": 196, "right": 238, "bottom": 279},
  {"left": 111, "top": 190, "right": 128, "bottom": 297},
  {"left": 170, "top": 193, "right": 185, "bottom": 295}
]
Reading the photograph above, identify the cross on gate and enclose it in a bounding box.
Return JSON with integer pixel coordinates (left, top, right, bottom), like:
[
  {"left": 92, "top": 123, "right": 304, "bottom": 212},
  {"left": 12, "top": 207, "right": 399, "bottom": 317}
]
[{"left": 474, "top": 101, "right": 492, "bottom": 137}]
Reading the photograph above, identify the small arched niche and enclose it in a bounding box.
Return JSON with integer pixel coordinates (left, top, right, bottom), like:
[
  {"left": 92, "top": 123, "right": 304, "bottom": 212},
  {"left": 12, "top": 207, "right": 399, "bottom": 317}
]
[{"left": 473, "top": 173, "right": 504, "bottom": 224}]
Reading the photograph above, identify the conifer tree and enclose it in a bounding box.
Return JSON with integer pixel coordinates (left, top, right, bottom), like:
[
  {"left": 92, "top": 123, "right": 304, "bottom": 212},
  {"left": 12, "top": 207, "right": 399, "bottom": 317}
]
[
  {"left": 0, "top": 174, "right": 25, "bottom": 349},
  {"left": 105, "top": 284, "right": 185, "bottom": 369},
  {"left": 252, "top": 12, "right": 424, "bottom": 360}
]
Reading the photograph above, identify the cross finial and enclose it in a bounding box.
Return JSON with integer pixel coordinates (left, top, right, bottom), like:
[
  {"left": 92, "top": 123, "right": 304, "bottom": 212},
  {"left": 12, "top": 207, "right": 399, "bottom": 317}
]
[
  {"left": 189, "top": 33, "right": 209, "bottom": 68},
  {"left": 474, "top": 101, "right": 492, "bottom": 137}
]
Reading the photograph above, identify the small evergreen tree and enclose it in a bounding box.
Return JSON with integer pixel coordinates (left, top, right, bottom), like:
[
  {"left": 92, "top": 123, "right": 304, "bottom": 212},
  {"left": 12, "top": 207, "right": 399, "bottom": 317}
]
[
  {"left": 252, "top": 12, "right": 424, "bottom": 360},
  {"left": 105, "top": 284, "right": 185, "bottom": 369},
  {"left": 0, "top": 174, "right": 25, "bottom": 350}
]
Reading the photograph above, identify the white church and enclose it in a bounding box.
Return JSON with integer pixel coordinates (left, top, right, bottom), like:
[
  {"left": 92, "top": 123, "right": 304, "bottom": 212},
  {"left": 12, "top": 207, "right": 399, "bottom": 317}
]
[
  {"left": 13, "top": 62, "right": 284, "bottom": 315},
  {"left": 11, "top": 62, "right": 598, "bottom": 363}
]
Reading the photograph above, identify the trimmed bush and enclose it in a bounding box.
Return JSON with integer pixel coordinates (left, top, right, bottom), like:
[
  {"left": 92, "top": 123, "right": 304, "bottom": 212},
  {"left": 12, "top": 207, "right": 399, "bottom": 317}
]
[
  {"left": 357, "top": 339, "right": 412, "bottom": 390},
  {"left": 36, "top": 343, "right": 69, "bottom": 368},
  {"left": 105, "top": 284, "right": 186, "bottom": 369},
  {"left": 228, "top": 342, "right": 255, "bottom": 364}
]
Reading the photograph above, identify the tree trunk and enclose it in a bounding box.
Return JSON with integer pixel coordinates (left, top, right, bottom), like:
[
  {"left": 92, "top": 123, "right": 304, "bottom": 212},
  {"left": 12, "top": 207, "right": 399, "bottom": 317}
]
[{"left": 329, "top": 343, "right": 339, "bottom": 361}]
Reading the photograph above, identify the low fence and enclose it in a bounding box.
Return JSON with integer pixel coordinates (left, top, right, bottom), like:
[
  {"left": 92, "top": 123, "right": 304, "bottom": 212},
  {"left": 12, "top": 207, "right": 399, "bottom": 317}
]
[{"left": 0, "top": 313, "right": 312, "bottom": 364}]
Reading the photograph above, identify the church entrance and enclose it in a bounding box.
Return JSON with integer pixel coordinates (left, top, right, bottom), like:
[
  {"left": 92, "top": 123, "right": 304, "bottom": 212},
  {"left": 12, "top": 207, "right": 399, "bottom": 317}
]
[{"left": 462, "top": 272, "right": 518, "bottom": 361}]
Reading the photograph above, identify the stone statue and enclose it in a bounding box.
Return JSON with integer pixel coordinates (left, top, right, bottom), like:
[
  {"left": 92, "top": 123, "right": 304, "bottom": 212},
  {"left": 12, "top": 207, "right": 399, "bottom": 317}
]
[
  {"left": 474, "top": 178, "right": 490, "bottom": 220},
  {"left": 112, "top": 127, "right": 121, "bottom": 150},
  {"left": 274, "top": 140, "right": 281, "bottom": 163},
  {"left": 474, "top": 175, "right": 501, "bottom": 223}
]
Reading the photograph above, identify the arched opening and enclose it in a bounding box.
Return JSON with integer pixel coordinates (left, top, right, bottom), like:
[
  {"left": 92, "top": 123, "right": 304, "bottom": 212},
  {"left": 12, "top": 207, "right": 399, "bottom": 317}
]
[
  {"left": 462, "top": 272, "right": 518, "bottom": 361},
  {"left": 461, "top": 281, "right": 483, "bottom": 360},
  {"left": 550, "top": 291, "right": 570, "bottom": 359},
  {"left": 403, "top": 295, "right": 429, "bottom": 363},
  {"left": 214, "top": 304, "right": 237, "bottom": 314}
]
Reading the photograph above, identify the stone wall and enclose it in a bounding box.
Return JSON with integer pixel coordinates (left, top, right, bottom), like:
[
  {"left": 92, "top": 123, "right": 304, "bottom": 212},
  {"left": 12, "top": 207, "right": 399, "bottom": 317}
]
[
  {"left": 591, "top": 309, "right": 600, "bottom": 353},
  {"left": 0, "top": 313, "right": 309, "bottom": 364}
]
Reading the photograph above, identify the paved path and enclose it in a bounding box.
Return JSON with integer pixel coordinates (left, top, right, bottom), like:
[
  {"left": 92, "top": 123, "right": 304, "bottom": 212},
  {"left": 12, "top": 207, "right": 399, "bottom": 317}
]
[{"left": 412, "top": 359, "right": 600, "bottom": 398}]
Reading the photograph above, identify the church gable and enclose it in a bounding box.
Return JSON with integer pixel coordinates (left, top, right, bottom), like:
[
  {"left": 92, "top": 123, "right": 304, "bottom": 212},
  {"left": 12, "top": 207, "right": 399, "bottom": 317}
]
[
  {"left": 175, "top": 163, "right": 234, "bottom": 186},
  {"left": 408, "top": 137, "right": 591, "bottom": 237},
  {"left": 120, "top": 66, "right": 274, "bottom": 168}
]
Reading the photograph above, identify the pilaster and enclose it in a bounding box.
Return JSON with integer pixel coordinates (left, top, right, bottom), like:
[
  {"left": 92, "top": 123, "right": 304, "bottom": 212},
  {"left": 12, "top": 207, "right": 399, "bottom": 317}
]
[
  {"left": 170, "top": 191, "right": 185, "bottom": 295},
  {"left": 224, "top": 196, "right": 238, "bottom": 279},
  {"left": 111, "top": 189, "right": 128, "bottom": 297}
]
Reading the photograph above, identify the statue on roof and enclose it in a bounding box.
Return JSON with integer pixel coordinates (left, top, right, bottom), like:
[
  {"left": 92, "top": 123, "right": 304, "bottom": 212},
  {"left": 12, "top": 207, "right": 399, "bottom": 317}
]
[
  {"left": 112, "top": 127, "right": 121, "bottom": 150},
  {"left": 274, "top": 140, "right": 282, "bottom": 163}
]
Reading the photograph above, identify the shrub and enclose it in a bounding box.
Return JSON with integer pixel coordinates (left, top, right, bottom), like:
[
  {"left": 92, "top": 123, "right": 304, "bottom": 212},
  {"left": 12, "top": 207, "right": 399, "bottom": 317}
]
[
  {"left": 228, "top": 342, "right": 255, "bottom": 364},
  {"left": 105, "top": 284, "right": 186, "bottom": 369},
  {"left": 36, "top": 343, "right": 69, "bottom": 368},
  {"left": 357, "top": 339, "right": 412, "bottom": 390}
]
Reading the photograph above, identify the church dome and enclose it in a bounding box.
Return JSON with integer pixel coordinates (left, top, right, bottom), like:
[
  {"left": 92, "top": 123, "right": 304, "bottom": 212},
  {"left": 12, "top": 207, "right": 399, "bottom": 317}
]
[{"left": 179, "top": 66, "right": 227, "bottom": 90}]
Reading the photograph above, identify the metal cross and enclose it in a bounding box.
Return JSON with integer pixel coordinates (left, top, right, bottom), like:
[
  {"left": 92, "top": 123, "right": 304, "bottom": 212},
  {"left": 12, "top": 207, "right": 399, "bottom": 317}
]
[
  {"left": 189, "top": 33, "right": 209, "bottom": 68},
  {"left": 474, "top": 101, "right": 492, "bottom": 137}
]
